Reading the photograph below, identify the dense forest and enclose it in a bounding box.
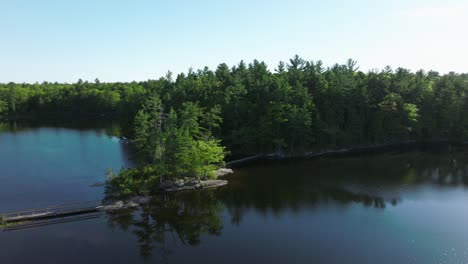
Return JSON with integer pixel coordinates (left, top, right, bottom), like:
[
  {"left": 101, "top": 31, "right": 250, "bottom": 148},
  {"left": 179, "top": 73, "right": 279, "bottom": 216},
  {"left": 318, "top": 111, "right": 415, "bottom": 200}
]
[{"left": 2, "top": 56, "right": 468, "bottom": 156}]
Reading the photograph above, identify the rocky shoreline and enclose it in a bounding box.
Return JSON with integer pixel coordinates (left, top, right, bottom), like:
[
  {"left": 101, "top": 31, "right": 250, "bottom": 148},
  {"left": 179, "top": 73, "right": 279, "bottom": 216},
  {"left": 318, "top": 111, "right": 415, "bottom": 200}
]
[
  {"left": 225, "top": 141, "right": 424, "bottom": 167},
  {"left": 101, "top": 168, "right": 234, "bottom": 211},
  {"left": 159, "top": 178, "right": 229, "bottom": 192},
  {"left": 100, "top": 196, "right": 152, "bottom": 212},
  {"left": 158, "top": 168, "right": 233, "bottom": 192}
]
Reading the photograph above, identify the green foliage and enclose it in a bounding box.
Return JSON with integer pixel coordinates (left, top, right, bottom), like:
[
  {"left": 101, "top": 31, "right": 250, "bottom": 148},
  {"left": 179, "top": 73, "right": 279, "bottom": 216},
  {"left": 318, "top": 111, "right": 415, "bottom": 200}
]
[
  {"left": 189, "top": 139, "right": 226, "bottom": 179},
  {"left": 404, "top": 103, "right": 419, "bottom": 123},
  {"left": 1, "top": 56, "right": 467, "bottom": 149},
  {"left": 0, "top": 80, "right": 147, "bottom": 120},
  {"left": 132, "top": 96, "right": 165, "bottom": 163},
  {"left": 118, "top": 96, "right": 226, "bottom": 192},
  {"left": 5, "top": 56, "right": 468, "bottom": 195},
  {"left": 107, "top": 166, "right": 159, "bottom": 198},
  {"left": 0, "top": 99, "right": 6, "bottom": 116}
]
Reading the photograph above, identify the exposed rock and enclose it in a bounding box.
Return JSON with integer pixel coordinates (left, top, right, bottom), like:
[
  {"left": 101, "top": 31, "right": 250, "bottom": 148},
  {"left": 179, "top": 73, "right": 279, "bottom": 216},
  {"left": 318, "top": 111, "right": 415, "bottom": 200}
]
[
  {"left": 185, "top": 178, "right": 201, "bottom": 186},
  {"left": 201, "top": 180, "right": 228, "bottom": 189},
  {"left": 100, "top": 196, "right": 151, "bottom": 212},
  {"left": 126, "top": 201, "right": 139, "bottom": 208},
  {"left": 101, "top": 201, "right": 124, "bottom": 211},
  {"left": 215, "top": 168, "right": 234, "bottom": 178},
  {"left": 162, "top": 179, "right": 228, "bottom": 192},
  {"left": 174, "top": 179, "right": 185, "bottom": 187}
]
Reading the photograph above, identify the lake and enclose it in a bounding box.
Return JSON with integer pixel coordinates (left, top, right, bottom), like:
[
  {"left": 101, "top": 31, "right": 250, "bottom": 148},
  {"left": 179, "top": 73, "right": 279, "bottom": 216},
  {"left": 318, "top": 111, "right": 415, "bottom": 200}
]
[{"left": 1, "top": 123, "right": 468, "bottom": 264}]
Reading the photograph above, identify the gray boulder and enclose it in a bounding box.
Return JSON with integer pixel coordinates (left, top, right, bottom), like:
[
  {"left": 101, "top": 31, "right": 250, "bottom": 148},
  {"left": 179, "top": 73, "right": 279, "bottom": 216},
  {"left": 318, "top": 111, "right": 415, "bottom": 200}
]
[
  {"left": 201, "top": 180, "right": 228, "bottom": 189},
  {"left": 101, "top": 201, "right": 124, "bottom": 211},
  {"left": 174, "top": 179, "right": 185, "bottom": 187},
  {"left": 215, "top": 168, "right": 234, "bottom": 178}
]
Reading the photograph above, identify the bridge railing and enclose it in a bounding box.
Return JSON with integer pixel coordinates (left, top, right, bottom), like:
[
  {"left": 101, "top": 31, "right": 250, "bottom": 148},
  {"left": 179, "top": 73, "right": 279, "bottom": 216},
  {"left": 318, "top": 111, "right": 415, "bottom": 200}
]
[{"left": 0, "top": 201, "right": 102, "bottom": 220}]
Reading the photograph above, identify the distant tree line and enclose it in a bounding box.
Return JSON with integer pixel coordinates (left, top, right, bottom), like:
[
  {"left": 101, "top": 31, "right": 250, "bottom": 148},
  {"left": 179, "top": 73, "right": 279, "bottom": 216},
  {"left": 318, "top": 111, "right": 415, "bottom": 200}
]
[{"left": 2, "top": 56, "right": 468, "bottom": 155}]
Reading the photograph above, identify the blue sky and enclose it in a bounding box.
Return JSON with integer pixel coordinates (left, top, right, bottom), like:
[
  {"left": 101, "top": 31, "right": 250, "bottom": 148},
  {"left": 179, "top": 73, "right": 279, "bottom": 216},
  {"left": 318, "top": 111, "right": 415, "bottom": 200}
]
[{"left": 0, "top": 0, "right": 467, "bottom": 83}]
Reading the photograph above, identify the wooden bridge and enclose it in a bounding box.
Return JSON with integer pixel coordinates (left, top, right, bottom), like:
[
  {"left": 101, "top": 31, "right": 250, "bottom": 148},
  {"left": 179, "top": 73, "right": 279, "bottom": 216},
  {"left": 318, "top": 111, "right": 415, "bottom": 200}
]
[{"left": 0, "top": 201, "right": 103, "bottom": 231}]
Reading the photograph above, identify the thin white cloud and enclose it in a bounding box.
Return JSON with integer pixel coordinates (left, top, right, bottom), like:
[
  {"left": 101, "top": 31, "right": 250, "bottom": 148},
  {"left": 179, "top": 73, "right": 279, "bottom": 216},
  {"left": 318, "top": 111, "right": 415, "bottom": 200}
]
[{"left": 401, "top": 2, "right": 468, "bottom": 23}]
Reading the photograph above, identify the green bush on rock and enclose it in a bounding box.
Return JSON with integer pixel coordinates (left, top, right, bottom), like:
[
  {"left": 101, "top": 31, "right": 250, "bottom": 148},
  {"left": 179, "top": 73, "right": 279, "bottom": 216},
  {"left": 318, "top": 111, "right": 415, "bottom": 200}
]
[{"left": 106, "top": 167, "right": 160, "bottom": 198}]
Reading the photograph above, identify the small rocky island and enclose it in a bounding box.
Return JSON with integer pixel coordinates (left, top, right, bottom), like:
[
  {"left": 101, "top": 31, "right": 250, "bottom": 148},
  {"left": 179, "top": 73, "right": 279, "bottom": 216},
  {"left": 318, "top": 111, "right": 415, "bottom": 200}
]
[{"left": 102, "top": 168, "right": 233, "bottom": 211}]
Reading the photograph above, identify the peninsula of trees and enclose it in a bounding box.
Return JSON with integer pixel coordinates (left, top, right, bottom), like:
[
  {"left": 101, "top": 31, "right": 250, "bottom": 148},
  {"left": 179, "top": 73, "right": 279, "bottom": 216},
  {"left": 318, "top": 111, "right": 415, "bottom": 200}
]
[{"left": 2, "top": 56, "right": 468, "bottom": 187}]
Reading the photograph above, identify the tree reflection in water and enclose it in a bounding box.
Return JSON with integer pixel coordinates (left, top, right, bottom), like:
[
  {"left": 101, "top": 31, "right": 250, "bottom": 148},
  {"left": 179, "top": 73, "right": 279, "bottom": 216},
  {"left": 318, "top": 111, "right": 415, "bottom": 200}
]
[
  {"left": 106, "top": 190, "right": 223, "bottom": 261},
  {"left": 105, "top": 187, "right": 394, "bottom": 260},
  {"left": 105, "top": 150, "right": 468, "bottom": 261}
]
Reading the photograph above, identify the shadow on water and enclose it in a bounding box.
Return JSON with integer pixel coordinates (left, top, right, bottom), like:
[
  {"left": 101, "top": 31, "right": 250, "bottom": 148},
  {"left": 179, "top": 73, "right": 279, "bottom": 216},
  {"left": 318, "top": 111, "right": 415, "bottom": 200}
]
[
  {"left": 0, "top": 119, "right": 125, "bottom": 137},
  {"left": 105, "top": 188, "right": 393, "bottom": 261},
  {"left": 106, "top": 191, "right": 223, "bottom": 262},
  {"left": 103, "top": 147, "right": 468, "bottom": 261},
  {"left": 3, "top": 123, "right": 468, "bottom": 263},
  {"left": 221, "top": 150, "right": 468, "bottom": 209}
]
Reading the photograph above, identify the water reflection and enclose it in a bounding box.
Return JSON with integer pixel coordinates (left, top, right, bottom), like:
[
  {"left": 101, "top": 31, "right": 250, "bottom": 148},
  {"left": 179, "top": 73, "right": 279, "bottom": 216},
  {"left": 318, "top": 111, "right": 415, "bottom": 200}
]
[
  {"left": 104, "top": 188, "right": 397, "bottom": 260},
  {"left": 106, "top": 191, "right": 223, "bottom": 261},
  {"left": 0, "top": 119, "right": 124, "bottom": 137},
  {"left": 221, "top": 151, "right": 468, "bottom": 212},
  {"left": 104, "top": 150, "right": 468, "bottom": 260}
]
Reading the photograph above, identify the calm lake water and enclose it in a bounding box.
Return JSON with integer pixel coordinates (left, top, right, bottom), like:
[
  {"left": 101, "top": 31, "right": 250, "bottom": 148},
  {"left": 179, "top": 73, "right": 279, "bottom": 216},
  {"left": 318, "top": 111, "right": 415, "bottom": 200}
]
[{"left": 2, "top": 123, "right": 468, "bottom": 264}]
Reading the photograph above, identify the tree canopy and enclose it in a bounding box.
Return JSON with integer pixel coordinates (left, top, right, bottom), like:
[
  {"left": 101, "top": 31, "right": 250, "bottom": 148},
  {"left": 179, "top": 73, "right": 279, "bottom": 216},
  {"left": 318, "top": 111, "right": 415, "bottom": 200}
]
[{"left": 2, "top": 56, "right": 468, "bottom": 155}]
